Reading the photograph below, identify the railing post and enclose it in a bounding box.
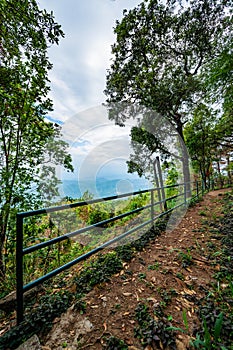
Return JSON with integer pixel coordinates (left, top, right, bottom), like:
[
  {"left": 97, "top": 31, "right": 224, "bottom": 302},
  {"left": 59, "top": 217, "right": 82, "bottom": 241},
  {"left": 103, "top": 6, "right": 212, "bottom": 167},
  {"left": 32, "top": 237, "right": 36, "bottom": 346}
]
[
  {"left": 196, "top": 180, "right": 199, "bottom": 197},
  {"left": 16, "top": 214, "right": 24, "bottom": 325},
  {"left": 211, "top": 179, "right": 215, "bottom": 190},
  {"left": 184, "top": 183, "right": 187, "bottom": 206},
  {"left": 201, "top": 180, "right": 205, "bottom": 196},
  {"left": 151, "top": 189, "right": 154, "bottom": 222}
]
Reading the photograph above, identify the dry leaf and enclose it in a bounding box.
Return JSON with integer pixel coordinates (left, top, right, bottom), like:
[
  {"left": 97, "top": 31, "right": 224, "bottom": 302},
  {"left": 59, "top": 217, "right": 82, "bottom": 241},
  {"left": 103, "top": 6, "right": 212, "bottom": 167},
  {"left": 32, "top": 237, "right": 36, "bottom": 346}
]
[
  {"left": 0, "top": 329, "right": 6, "bottom": 337},
  {"left": 101, "top": 296, "right": 107, "bottom": 302},
  {"left": 146, "top": 297, "right": 157, "bottom": 302},
  {"left": 176, "top": 339, "right": 186, "bottom": 350},
  {"left": 103, "top": 322, "right": 107, "bottom": 331},
  {"left": 91, "top": 305, "right": 99, "bottom": 309},
  {"left": 144, "top": 346, "right": 153, "bottom": 350},
  {"left": 183, "top": 288, "right": 196, "bottom": 295},
  {"left": 159, "top": 341, "right": 164, "bottom": 349},
  {"left": 122, "top": 292, "right": 132, "bottom": 296}
]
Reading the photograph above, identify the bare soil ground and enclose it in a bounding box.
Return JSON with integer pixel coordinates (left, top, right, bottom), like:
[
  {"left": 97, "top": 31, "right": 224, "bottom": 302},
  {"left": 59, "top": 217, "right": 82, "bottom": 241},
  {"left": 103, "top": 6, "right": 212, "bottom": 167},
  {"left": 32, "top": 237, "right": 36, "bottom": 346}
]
[{"left": 38, "top": 188, "right": 231, "bottom": 350}]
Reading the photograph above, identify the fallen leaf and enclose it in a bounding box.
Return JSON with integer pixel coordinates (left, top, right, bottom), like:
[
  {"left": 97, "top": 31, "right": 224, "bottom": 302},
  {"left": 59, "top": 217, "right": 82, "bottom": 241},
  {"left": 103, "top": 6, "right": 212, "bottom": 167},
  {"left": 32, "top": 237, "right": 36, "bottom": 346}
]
[
  {"left": 159, "top": 341, "right": 164, "bottom": 349},
  {"left": 122, "top": 292, "right": 132, "bottom": 296},
  {"left": 183, "top": 288, "right": 196, "bottom": 295},
  {"left": 91, "top": 305, "right": 99, "bottom": 309},
  {"left": 146, "top": 297, "right": 157, "bottom": 302},
  {"left": 176, "top": 339, "right": 186, "bottom": 350},
  {"left": 144, "top": 346, "right": 153, "bottom": 350}
]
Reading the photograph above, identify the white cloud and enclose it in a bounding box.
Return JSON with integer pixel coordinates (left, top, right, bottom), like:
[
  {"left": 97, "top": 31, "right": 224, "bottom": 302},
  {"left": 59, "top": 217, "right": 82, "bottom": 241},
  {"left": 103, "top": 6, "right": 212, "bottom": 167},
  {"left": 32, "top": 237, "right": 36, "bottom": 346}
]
[
  {"left": 39, "top": 0, "right": 142, "bottom": 119},
  {"left": 38, "top": 0, "right": 143, "bottom": 180}
]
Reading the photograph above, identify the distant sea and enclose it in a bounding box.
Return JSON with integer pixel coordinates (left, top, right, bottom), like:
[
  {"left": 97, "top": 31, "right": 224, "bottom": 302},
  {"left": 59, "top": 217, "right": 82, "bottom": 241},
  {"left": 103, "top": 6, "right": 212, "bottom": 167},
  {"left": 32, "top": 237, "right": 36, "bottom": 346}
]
[{"left": 59, "top": 177, "right": 153, "bottom": 200}]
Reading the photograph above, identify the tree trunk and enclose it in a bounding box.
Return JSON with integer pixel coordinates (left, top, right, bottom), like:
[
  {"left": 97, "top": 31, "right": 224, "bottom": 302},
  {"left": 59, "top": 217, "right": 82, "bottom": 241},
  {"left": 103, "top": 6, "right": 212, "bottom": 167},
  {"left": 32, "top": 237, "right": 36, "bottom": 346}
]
[
  {"left": 0, "top": 224, "right": 6, "bottom": 279},
  {"left": 156, "top": 156, "right": 167, "bottom": 211},
  {"left": 177, "top": 120, "right": 191, "bottom": 198},
  {"left": 227, "top": 154, "right": 231, "bottom": 184},
  {"left": 0, "top": 203, "right": 11, "bottom": 279},
  {"left": 153, "top": 161, "right": 163, "bottom": 212}
]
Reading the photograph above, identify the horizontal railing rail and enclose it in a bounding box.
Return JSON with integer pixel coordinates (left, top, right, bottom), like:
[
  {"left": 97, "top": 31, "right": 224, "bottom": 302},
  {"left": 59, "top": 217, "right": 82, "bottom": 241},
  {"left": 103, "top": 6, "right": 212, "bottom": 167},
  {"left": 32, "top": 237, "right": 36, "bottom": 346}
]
[{"left": 16, "top": 180, "right": 201, "bottom": 324}]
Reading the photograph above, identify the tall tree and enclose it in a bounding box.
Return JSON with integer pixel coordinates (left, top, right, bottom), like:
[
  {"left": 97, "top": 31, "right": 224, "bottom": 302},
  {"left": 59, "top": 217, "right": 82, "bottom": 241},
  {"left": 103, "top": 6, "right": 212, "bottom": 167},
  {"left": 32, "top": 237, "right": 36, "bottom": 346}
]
[
  {"left": 0, "top": 0, "right": 73, "bottom": 278},
  {"left": 184, "top": 104, "right": 216, "bottom": 188},
  {"left": 184, "top": 104, "right": 233, "bottom": 187},
  {"left": 127, "top": 110, "right": 184, "bottom": 180},
  {"left": 105, "top": 0, "right": 231, "bottom": 188}
]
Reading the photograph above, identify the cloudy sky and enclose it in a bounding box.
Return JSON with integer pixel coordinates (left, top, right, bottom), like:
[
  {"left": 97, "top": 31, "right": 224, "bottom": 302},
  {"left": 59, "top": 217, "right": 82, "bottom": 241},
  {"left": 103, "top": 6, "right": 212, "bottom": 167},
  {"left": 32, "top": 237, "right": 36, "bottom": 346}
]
[
  {"left": 38, "top": 0, "right": 146, "bottom": 185},
  {"left": 39, "top": 0, "right": 142, "bottom": 118}
]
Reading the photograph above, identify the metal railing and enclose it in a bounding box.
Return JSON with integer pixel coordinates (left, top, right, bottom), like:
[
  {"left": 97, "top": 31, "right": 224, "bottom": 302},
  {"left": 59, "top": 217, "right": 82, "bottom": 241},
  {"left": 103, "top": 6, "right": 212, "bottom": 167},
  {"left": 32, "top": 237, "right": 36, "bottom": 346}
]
[{"left": 16, "top": 180, "right": 201, "bottom": 324}]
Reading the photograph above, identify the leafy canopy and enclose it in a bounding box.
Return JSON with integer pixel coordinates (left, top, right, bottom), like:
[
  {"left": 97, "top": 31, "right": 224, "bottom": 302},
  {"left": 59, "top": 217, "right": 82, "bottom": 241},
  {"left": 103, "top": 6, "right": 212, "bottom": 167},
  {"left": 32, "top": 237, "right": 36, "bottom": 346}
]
[{"left": 0, "top": 0, "right": 73, "bottom": 277}]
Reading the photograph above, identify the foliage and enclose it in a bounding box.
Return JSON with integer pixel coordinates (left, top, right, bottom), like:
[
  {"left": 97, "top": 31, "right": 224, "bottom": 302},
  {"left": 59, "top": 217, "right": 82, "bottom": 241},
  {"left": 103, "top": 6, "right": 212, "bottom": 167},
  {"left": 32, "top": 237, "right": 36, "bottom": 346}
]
[
  {"left": 134, "top": 303, "right": 176, "bottom": 349},
  {"left": 105, "top": 336, "right": 128, "bottom": 350},
  {"left": 204, "top": 37, "right": 233, "bottom": 116},
  {"left": 105, "top": 0, "right": 231, "bottom": 186},
  {"left": 127, "top": 122, "right": 182, "bottom": 182},
  {"left": 178, "top": 248, "right": 193, "bottom": 268},
  {"left": 74, "top": 252, "right": 123, "bottom": 293},
  {"left": 190, "top": 192, "right": 233, "bottom": 348},
  {"left": 184, "top": 103, "right": 233, "bottom": 187},
  {"left": 163, "top": 162, "right": 179, "bottom": 198},
  {"left": 0, "top": 290, "right": 73, "bottom": 350},
  {"left": 0, "top": 0, "right": 73, "bottom": 279},
  {"left": 115, "top": 244, "right": 135, "bottom": 262}
]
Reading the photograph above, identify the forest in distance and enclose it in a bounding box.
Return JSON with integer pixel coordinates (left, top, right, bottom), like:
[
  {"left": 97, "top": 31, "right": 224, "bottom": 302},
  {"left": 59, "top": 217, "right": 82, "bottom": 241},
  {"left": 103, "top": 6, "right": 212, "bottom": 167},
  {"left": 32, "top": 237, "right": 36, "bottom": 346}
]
[{"left": 0, "top": 1, "right": 232, "bottom": 345}]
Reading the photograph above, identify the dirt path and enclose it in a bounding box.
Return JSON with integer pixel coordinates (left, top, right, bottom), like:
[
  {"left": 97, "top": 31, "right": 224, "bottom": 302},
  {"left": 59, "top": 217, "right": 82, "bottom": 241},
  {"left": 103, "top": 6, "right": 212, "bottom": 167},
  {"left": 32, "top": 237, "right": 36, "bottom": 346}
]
[{"left": 40, "top": 188, "right": 231, "bottom": 350}]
